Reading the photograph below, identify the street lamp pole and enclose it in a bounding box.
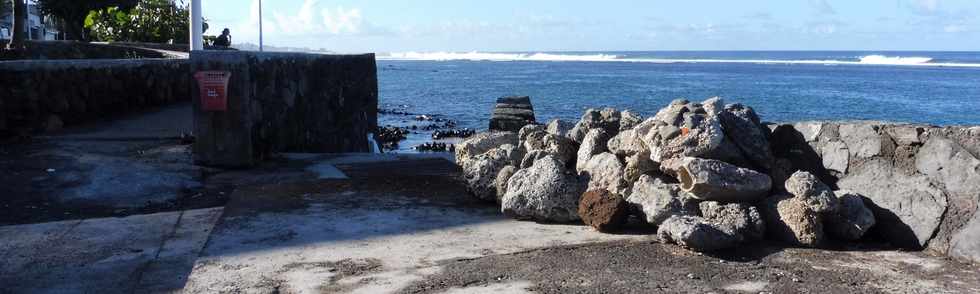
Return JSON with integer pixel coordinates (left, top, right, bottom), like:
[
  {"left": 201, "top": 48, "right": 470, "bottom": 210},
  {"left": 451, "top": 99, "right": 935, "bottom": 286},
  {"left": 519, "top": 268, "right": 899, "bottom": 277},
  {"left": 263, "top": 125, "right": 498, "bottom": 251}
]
[
  {"left": 190, "top": 0, "right": 202, "bottom": 50},
  {"left": 258, "top": 0, "right": 264, "bottom": 52}
]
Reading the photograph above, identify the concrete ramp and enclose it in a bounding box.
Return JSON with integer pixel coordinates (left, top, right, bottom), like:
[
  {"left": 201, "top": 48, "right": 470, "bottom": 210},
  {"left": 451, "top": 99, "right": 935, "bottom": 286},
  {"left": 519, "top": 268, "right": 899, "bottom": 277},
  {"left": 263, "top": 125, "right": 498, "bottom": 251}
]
[{"left": 182, "top": 154, "right": 648, "bottom": 293}]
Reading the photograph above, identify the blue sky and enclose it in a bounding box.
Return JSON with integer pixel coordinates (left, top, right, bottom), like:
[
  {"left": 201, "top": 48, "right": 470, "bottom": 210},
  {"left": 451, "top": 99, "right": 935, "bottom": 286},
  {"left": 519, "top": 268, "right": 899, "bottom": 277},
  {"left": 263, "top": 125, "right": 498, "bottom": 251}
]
[{"left": 201, "top": 0, "right": 980, "bottom": 52}]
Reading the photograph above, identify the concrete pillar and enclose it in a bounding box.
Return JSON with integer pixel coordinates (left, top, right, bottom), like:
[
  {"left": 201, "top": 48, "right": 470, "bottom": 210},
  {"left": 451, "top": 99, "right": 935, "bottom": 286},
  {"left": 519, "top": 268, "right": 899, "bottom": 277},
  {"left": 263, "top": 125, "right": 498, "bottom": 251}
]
[{"left": 489, "top": 96, "right": 536, "bottom": 132}]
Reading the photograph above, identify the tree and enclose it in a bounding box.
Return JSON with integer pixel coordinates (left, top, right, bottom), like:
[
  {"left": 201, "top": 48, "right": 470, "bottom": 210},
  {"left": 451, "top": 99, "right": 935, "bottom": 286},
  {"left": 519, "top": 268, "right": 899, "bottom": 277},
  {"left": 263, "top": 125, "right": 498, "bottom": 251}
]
[
  {"left": 7, "top": 0, "right": 26, "bottom": 49},
  {"left": 84, "top": 0, "right": 204, "bottom": 44},
  {"left": 36, "top": 0, "right": 137, "bottom": 41}
]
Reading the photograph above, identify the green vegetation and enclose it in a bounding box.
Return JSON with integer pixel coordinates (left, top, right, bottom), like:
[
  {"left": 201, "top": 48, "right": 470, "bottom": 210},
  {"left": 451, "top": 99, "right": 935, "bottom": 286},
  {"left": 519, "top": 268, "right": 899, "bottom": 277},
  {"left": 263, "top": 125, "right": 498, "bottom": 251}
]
[
  {"left": 37, "top": 0, "right": 138, "bottom": 41},
  {"left": 83, "top": 0, "right": 202, "bottom": 44}
]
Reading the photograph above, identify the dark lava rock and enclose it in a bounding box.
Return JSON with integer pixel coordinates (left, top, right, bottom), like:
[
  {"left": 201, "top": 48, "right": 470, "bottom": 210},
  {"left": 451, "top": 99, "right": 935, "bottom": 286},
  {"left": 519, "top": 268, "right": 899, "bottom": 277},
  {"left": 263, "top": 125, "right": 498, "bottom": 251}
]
[
  {"left": 718, "top": 103, "right": 774, "bottom": 172},
  {"left": 415, "top": 142, "right": 454, "bottom": 152},
  {"left": 578, "top": 189, "right": 628, "bottom": 232},
  {"left": 378, "top": 107, "right": 414, "bottom": 116},
  {"left": 415, "top": 114, "right": 452, "bottom": 122},
  {"left": 376, "top": 126, "right": 409, "bottom": 151},
  {"left": 423, "top": 120, "right": 458, "bottom": 131},
  {"left": 489, "top": 96, "right": 536, "bottom": 132},
  {"left": 433, "top": 129, "right": 476, "bottom": 140}
]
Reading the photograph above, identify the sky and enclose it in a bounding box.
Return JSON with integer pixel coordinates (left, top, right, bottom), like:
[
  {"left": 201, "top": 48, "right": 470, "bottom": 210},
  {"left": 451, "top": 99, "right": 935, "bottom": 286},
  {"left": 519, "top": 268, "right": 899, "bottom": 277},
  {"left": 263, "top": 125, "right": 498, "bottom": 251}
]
[{"left": 201, "top": 0, "right": 980, "bottom": 53}]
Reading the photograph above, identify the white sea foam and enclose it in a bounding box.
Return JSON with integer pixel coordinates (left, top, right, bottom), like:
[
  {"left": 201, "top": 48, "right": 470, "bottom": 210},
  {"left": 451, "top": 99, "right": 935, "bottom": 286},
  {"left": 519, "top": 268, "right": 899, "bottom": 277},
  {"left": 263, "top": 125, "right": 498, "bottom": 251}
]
[
  {"left": 384, "top": 51, "right": 619, "bottom": 62},
  {"left": 379, "top": 52, "right": 980, "bottom": 68},
  {"left": 858, "top": 55, "right": 933, "bottom": 65}
]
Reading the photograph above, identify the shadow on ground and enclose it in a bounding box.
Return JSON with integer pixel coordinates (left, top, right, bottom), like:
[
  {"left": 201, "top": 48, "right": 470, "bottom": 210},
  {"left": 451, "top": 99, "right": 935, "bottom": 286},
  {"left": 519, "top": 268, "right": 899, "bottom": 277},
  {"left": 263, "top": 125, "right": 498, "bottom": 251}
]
[{"left": 0, "top": 103, "right": 228, "bottom": 226}]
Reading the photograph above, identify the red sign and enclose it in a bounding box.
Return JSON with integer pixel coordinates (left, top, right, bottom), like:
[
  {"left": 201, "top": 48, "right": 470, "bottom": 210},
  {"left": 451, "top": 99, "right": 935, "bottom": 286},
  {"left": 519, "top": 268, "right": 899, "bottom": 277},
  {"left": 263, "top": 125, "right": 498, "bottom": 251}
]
[{"left": 194, "top": 71, "right": 231, "bottom": 111}]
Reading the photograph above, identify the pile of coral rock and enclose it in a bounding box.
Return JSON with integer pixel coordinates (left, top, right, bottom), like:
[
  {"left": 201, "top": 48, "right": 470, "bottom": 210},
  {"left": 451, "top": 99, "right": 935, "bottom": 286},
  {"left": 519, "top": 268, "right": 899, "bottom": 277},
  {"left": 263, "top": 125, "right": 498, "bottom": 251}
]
[{"left": 456, "top": 97, "right": 877, "bottom": 252}]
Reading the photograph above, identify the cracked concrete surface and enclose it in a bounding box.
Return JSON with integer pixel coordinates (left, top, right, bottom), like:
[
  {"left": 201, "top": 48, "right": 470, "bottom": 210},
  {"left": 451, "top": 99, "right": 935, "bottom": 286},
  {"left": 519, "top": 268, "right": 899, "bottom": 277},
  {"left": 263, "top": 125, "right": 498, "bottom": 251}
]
[
  {"left": 0, "top": 207, "right": 223, "bottom": 293},
  {"left": 183, "top": 195, "right": 645, "bottom": 293},
  {"left": 0, "top": 103, "right": 225, "bottom": 225}
]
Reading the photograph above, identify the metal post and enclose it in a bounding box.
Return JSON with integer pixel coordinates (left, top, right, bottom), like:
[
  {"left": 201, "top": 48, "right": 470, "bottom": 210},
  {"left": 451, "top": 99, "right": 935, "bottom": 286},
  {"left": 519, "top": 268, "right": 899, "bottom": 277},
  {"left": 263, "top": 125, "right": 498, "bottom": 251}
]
[
  {"left": 25, "top": 1, "right": 31, "bottom": 40},
  {"left": 258, "top": 0, "right": 264, "bottom": 52},
  {"left": 190, "top": 0, "right": 203, "bottom": 50}
]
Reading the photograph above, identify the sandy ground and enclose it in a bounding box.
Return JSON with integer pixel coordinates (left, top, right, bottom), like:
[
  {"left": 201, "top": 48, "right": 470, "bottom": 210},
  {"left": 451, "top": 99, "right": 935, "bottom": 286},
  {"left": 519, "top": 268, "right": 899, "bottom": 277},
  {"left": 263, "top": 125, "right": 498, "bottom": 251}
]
[{"left": 398, "top": 240, "right": 980, "bottom": 294}]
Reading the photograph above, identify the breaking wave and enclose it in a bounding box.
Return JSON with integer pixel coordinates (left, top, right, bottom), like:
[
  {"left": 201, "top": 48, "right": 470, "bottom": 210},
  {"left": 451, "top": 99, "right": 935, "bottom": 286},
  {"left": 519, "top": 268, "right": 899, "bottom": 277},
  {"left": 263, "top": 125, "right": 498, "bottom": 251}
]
[
  {"left": 384, "top": 52, "right": 619, "bottom": 62},
  {"left": 858, "top": 55, "right": 933, "bottom": 65},
  {"left": 379, "top": 52, "right": 980, "bottom": 68}
]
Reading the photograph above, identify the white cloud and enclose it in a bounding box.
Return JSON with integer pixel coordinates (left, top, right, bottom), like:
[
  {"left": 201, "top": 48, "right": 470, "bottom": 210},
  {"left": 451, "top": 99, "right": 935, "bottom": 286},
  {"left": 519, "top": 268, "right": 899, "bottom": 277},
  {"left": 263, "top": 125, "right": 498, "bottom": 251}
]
[
  {"left": 811, "top": 24, "right": 836, "bottom": 34},
  {"left": 232, "top": 0, "right": 380, "bottom": 44},
  {"left": 321, "top": 7, "right": 362, "bottom": 34},
  {"left": 914, "top": 0, "right": 940, "bottom": 12},
  {"left": 229, "top": 0, "right": 263, "bottom": 41},
  {"left": 687, "top": 23, "right": 718, "bottom": 34},
  {"left": 805, "top": 20, "right": 846, "bottom": 35},
  {"left": 266, "top": 0, "right": 362, "bottom": 35},
  {"left": 944, "top": 24, "right": 966, "bottom": 33},
  {"left": 395, "top": 15, "right": 594, "bottom": 41},
  {"left": 809, "top": 0, "right": 837, "bottom": 15}
]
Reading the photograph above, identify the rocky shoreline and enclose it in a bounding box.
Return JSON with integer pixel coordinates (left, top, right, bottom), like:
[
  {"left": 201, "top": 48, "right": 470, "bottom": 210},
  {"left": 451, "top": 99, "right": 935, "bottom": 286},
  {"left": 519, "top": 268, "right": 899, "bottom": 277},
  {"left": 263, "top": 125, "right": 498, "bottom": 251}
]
[
  {"left": 454, "top": 97, "right": 980, "bottom": 264},
  {"left": 376, "top": 104, "right": 475, "bottom": 152}
]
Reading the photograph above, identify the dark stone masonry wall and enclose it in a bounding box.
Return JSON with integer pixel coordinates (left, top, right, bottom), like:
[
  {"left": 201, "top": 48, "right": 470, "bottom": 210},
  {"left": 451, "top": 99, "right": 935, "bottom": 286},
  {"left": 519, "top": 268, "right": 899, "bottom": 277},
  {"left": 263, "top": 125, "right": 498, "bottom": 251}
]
[
  {"left": 773, "top": 121, "right": 980, "bottom": 263},
  {"left": 0, "top": 58, "right": 191, "bottom": 137},
  {"left": 0, "top": 40, "right": 172, "bottom": 60},
  {"left": 190, "top": 51, "right": 378, "bottom": 167}
]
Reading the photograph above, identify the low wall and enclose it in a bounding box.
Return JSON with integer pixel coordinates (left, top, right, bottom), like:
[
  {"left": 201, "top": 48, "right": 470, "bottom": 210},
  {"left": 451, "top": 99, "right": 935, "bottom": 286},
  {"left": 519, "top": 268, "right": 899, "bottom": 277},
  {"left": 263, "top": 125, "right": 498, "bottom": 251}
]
[
  {"left": 0, "top": 58, "right": 191, "bottom": 136},
  {"left": 105, "top": 42, "right": 190, "bottom": 53},
  {"left": 0, "top": 41, "right": 172, "bottom": 60},
  {"left": 190, "top": 51, "right": 378, "bottom": 167},
  {"left": 771, "top": 121, "right": 980, "bottom": 263}
]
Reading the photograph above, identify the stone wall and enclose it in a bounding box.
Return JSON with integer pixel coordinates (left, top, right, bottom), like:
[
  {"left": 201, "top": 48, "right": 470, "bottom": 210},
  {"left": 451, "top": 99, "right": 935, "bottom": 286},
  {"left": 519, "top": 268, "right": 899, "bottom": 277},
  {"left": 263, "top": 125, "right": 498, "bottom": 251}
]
[
  {"left": 190, "top": 51, "right": 378, "bottom": 167},
  {"left": 0, "top": 41, "right": 173, "bottom": 60},
  {"left": 771, "top": 121, "right": 980, "bottom": 263},
  {"left": 0, "top": 58, "right": 191, "bottom": 136}
]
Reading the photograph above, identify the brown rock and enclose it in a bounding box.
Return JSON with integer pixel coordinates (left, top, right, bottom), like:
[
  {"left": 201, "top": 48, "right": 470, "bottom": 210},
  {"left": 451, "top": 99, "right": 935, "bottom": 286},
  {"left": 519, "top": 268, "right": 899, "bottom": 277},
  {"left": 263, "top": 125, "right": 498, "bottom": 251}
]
[
  {"left": 763, "top": 194, "right": 825, "bottom": 247},
  {"left": 578, "top": 189, "right": 629, "bottom": 232}
]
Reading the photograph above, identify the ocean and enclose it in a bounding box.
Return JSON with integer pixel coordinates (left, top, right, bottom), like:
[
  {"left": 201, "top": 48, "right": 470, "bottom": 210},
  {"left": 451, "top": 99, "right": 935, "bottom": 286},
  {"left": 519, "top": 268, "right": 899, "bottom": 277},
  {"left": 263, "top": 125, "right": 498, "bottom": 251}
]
[{"left": 375, "top": 51, "right": 980, "bottom": 152}]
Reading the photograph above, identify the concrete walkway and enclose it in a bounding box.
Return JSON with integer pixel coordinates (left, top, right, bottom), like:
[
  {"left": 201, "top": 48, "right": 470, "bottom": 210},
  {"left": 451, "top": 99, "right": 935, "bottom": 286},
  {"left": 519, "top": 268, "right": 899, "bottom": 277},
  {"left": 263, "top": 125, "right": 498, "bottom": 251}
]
[
  {"left": 44, "top": 102, "right": 192, "bottom": 140},
  {"left": 0, "top": 207, "right": 223, "bottom": 293},
  {"left": 0, "top": 103, "right": 222, "bottom": 225},
  {"left": 183, "top": 155, "right": 647, "bottom": 293}
]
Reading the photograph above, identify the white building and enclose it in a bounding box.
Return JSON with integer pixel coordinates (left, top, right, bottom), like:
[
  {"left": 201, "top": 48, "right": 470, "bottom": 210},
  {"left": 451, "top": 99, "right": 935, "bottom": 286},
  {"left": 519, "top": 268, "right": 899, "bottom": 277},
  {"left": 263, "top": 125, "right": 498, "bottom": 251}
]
[{"left": 0, "top": 1, "right": 59, "bottom": 40}]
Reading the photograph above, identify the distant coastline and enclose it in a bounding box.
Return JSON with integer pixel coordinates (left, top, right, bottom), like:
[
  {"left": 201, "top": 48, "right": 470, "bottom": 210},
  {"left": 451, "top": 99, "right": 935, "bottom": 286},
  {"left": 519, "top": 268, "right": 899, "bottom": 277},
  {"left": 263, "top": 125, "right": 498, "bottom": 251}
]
[{"left": 231, "top": 42, "right": 336, "bottom": 54}]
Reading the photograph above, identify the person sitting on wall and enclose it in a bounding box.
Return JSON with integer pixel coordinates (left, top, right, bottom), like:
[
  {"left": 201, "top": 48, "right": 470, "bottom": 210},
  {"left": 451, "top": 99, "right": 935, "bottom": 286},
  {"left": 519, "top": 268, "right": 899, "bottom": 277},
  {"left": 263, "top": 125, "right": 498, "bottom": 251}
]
[{"left": 215, "top": 28, "right": 232, "bottom": 48}]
